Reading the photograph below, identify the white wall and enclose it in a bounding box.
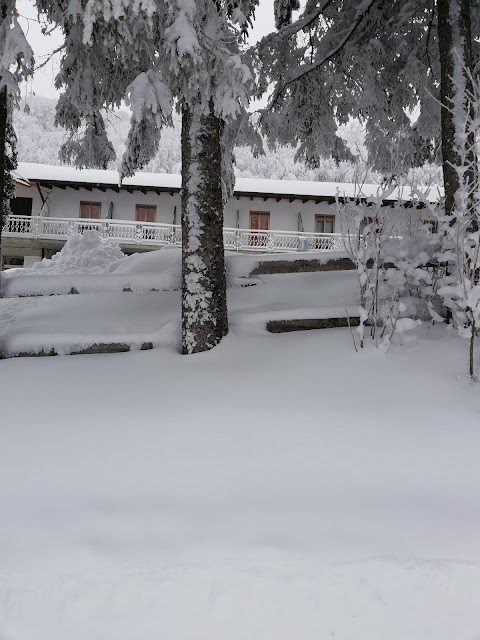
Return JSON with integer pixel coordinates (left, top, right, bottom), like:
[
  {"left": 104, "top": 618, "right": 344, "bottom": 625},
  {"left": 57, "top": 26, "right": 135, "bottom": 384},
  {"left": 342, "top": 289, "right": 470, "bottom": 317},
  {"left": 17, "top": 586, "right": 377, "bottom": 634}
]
[
  {"left": 15, "top": 181, "right": 426, "bottom": 234},
  {"left": 225, "top": 197, "right": 338, "bottom": 233},
  {"left": 20, "top": 184, "right": 339, "bottom": 232},
  {"left": 46, "top": 187, "right": 180, "bottom": 224},
  {"left": 14, "top": 183, "right": 44, "bottom": 214}
]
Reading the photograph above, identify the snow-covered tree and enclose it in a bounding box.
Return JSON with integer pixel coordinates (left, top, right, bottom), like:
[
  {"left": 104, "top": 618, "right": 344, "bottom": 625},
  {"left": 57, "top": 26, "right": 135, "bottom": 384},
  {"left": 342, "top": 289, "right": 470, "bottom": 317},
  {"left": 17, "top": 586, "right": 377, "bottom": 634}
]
[
  {"left": 0, "top": 99, "right": 17, "bottom": 221},
  {"left": 15, "top": 95, "right": 444, "bottom": 186},
  {"left": 437, "top": 0, "right": 476, "bottom": 217},
  {"left": 433, "top": 62, "right": 480, "bottom": 379},
  {"left": 34, "top": 0, "right": 258, "bottom": 353},
  {"left": 255, "top": 0, "right": 479, "bottom": 220},
  {"left": 0, "top": 0, "right": 33, "bottom": 275},
  {"left": 15, "top": 96, "right": 66, "bottom": 165}
]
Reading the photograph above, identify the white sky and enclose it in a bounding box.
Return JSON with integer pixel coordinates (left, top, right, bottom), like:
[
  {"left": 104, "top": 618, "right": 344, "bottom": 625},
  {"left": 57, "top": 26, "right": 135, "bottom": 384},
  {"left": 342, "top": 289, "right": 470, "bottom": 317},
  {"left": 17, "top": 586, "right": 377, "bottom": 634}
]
[{"left": 17, "top": 0, "right": 277, "bottom": 99}]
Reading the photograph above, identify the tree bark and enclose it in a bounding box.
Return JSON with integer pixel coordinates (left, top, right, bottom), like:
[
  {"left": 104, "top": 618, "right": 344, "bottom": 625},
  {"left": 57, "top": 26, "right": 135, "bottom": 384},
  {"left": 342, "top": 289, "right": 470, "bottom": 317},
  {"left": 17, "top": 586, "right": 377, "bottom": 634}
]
[
  {"left": 437, "top": 0, "right": 475, "bottom": 217},
  {"left": 181, "top": 101, "right": 228, "bottom": 354},
  {"left": 0, "top": 0, "right": 8, "bottom": 275},
  {"left": 0, "top": 84, "right": 7, "bottom": 276}
]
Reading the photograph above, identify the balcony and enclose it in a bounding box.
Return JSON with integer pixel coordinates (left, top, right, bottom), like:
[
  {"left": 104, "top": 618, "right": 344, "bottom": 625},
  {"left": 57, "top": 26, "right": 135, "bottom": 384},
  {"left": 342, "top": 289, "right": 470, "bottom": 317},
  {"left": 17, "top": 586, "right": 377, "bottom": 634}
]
[{"left": 4, "top": 215, "right": 346, "bottom": 253}]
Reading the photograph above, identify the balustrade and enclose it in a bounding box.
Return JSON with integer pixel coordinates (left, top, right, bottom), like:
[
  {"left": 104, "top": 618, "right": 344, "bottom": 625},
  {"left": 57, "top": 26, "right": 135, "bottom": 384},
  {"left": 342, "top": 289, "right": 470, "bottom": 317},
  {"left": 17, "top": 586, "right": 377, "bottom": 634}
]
[{"left": 4, "top": 215, "right": 346, "bottom": 253}]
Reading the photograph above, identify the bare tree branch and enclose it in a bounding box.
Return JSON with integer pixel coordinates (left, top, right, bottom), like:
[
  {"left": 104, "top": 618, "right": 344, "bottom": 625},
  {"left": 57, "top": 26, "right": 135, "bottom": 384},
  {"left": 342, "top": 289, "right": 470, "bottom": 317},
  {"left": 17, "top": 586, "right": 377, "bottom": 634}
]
[{"left": 35, "top": 44, "right": 66, "bottom": 71}]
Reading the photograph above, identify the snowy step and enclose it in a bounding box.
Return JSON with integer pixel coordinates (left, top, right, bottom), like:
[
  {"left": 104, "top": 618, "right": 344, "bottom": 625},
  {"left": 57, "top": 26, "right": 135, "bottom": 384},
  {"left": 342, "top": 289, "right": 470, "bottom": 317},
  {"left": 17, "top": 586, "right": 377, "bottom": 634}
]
[
  {"left": 267, "top": 316, "right": 360, "bottom": 333},
  {"left": 12, "top": 341, "right": 155, "bottom": 358},
  {"left": 250, "top": 255, "right": 354, "bottom": 275}
]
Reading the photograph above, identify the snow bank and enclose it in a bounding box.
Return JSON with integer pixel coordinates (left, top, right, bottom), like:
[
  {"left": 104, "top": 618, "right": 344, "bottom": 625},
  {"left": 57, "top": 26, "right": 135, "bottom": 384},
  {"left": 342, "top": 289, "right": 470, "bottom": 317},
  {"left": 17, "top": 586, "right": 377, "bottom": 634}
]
[
  {"left": 1, "top": 272, "right": 179, "bottom": 297},
  {"left": 3, "top": 245, "right": 349, "bottom": 297},
  {"left": 0, "top": 316, "right": 479, "bottom": 640},
  {"left": 226, "top": 250, "right": 350, "bottom": 279},
  {"left": 106, "top": 245, "right": 182, "bottom": 282},
  {"left": 1, "top": 238, "right": 183, "bottom": 296},
  {"left": 0, "top": 271, "right": 360, "bottom": 356},
  {"left": 7, "top": 231, "right": 125, "bottom": 276},
  {"left": 106, "top": 248, "right": 342, "bottom": 285}
]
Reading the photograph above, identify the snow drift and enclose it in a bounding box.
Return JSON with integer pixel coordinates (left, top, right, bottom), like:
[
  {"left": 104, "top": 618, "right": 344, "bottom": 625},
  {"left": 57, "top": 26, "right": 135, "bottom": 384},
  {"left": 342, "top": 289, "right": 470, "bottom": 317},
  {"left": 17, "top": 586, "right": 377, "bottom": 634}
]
[{"left": 9, "top": 231, "right": 125, "bottom": 276}]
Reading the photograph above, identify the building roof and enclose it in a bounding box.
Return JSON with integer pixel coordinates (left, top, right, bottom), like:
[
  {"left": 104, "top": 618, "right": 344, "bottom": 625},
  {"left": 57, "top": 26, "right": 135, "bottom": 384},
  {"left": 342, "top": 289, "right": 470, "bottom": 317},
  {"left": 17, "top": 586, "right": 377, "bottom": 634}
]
[{"left": 15, "top": 162, "right": 442, "bottom": 204}]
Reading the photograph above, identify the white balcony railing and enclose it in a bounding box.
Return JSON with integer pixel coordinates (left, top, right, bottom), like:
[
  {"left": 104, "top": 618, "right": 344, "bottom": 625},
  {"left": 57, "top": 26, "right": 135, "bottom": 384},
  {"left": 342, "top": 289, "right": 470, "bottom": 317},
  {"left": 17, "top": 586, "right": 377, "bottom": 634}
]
[{"left": 4, "top": 215, "right": 346, "bottom": 253}]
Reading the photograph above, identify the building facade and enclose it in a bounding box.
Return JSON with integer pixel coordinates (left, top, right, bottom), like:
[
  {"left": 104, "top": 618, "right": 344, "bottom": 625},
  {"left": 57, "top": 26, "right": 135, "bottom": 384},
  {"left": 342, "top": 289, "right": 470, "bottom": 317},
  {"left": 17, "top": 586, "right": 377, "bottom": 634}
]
[{"left": 4, "top": 162, "right": 435, "bottom": 268}]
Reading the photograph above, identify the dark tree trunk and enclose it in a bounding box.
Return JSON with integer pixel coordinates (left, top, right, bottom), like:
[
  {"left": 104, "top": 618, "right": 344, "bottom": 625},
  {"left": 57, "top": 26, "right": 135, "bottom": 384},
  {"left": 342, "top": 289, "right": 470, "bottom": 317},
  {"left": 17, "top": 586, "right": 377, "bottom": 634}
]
[
  {"left": 0, "top": 84, "right": 7, "bottom": 276},
  {"left": 180, "top": 101, "right": 228, "bottom": 354},
  {"left": 437, "top": 0, "right": 475, "bottom": 217}
]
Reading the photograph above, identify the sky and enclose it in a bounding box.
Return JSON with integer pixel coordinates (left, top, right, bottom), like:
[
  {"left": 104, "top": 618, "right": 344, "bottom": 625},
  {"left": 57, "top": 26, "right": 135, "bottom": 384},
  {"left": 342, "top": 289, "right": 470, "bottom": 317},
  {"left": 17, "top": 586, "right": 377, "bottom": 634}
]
[{"left": 17, "top": 0, "right": 277, "bottom": 100}]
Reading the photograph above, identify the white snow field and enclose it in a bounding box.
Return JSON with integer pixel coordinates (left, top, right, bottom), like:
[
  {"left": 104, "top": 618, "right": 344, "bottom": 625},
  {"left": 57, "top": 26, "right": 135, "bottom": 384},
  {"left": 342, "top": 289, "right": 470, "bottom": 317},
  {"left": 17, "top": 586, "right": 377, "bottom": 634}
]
[
  {"left": 2, "top": 235, "right": 350, "bottom": 298},
  {"left": 1, "top": 258, "right": 480, "bottom": 640},
  {"left": 0, "top": 267, "right": 359, "bottom": 355}
]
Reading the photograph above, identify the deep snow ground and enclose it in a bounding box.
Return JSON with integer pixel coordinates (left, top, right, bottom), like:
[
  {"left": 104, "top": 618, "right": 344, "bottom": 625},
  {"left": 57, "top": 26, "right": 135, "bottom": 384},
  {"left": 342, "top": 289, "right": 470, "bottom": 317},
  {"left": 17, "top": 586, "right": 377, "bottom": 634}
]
[
  {"left": 0, "top": 271, "right": 359, "bottom": 355},
  {"left": 1, "top": 320, "right": 480, "bottom": 639},
  {"left": 1, "top": 258, "right": 480, "bottom": 639}
]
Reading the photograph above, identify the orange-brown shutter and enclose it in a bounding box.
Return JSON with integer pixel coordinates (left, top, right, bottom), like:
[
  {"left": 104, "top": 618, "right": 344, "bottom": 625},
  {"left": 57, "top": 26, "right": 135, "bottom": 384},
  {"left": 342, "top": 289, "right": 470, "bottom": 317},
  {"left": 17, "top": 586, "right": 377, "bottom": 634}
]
[
  {"left": 146, "top": 206, "right": 156, "bottom": 223},
  {"left": 259, "top": 213, "right": 270, "bottom": 230}
]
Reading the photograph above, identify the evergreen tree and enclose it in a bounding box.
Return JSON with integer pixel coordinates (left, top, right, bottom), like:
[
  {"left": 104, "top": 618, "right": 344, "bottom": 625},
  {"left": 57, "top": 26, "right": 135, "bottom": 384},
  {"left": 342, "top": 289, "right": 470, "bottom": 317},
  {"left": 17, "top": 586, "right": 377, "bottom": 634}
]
[
  {"left": 0, "top": 0, "right": 33, "bottom": 273},
  {"left": 36, "top": 0, "right": 258, "bottom": 353},
  {"left": 437, "top": 0, "right": 476, "bottom": 216},
  {"left": 255, "top": 0, "right": 479, "bottom": 218},
  {"left": 0, "top": 96, "right": 17, "bottom": 223}
]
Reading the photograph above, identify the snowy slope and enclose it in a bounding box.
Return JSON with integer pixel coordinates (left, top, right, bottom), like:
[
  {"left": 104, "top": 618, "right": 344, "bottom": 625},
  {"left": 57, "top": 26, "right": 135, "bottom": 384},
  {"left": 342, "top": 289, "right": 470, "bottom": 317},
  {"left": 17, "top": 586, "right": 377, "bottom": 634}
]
[
  {"left": 0, "top": 271, "right": 359, "bottom": 355},
  {"left": 1, "top": 247, "right": 348, "bottom": 297},
  {"left": 1, "top": 264, "right": 479, "bottom": 640},
  {"left": 0, "top": 322, "right": 479, "bottom": 640}
]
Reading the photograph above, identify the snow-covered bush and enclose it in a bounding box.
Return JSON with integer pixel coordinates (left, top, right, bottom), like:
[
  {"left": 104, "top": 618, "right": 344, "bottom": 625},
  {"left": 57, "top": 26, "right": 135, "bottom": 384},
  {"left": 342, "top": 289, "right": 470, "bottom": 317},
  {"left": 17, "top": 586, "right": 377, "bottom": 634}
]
[
  {"left": 434, "top": 211, "right": 480, "bottom": 379},
  {"left": 380, "top": 226, "right": 444, "bottom": 346},
  {"left": 428, "top": 65, "right": 480, "bottom": 380},
  {"left": 339, "top": 187, "right": 445, "bottom": 350}
]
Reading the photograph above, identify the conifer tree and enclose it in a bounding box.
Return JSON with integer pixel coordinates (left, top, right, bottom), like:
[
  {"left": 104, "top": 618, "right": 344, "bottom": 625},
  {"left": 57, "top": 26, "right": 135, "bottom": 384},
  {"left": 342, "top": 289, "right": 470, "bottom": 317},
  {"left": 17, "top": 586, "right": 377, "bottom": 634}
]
[
  {"left": 36, "top": 0, "right": 258, "bottom": 353},
  {"left": 0, "top": 0, "right": 33, "bottom": 272},
  {"left": 256, "top": 0, "right": 479, "bottom": 219}
]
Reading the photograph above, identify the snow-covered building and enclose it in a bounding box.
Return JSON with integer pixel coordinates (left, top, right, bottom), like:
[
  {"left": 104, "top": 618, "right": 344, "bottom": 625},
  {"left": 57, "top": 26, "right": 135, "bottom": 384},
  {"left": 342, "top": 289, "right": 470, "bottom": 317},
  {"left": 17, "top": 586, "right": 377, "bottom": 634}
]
[{"left": 4, "top": 162, "right": 439, "bottom": 268}]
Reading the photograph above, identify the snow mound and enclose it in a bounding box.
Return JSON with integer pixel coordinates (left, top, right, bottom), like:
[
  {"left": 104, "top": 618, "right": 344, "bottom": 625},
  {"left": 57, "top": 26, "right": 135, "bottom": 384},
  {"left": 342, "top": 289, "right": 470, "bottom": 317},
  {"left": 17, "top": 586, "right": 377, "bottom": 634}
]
[
  {"left": 106, "top": 246, "right": 181, "bottom": 275},
  {"left": 20, "top": 231, "right": 125, "bottom": 276},
  {"left": 106, "top": 247, "right": 254, "bottom": 288},
  {"left": 105, "top": 246, "right": 182, "bottom": 289}
]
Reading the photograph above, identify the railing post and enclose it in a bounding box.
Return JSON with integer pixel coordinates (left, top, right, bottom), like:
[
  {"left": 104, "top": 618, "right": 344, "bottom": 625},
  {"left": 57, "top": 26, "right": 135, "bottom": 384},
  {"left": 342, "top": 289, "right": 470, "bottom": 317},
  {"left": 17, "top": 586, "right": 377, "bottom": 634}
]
[
  {"left": 267, "top": 231, "right": 274, "bottom": 253},
  {"left": 134, "top": 223, "right": 143, "bottom": 243}
]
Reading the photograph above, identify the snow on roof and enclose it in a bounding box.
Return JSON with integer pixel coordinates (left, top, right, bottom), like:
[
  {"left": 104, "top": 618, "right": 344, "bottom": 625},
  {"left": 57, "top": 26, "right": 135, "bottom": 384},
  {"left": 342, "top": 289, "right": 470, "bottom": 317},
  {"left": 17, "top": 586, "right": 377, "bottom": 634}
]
[
  {"left": 16, "top": 162, "right": 181, "bottom": 190},
  {"left": 11, "top": 168, "right": 31, "bottom": 186},
  {"left": 16, "top": 162, "right": 442, "bottom": 202}
]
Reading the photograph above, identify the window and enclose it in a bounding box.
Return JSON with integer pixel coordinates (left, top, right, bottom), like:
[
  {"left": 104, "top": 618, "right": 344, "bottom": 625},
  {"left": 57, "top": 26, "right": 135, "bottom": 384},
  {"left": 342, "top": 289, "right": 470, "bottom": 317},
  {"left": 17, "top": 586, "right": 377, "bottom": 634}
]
[
  {"left": 315, "top": 214, "right": 335, "bottom": 233},
  {"left": 250, "top": 211, "right": 270, "bottom": 231},
  {"left": 3, "top": 257, "right": 24, "bottom": 269},
  {"left": 136, "top": 204, "right": 157, "bottom": 223},
  {"left": 249, "top": 211, "right": 270, "bottom": 246},
  {"left": 10, "top": 197, "right": 33, "bottom": 217},
  {"left": 80, "top": 201, "right": 101, "bottom": 219}
]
